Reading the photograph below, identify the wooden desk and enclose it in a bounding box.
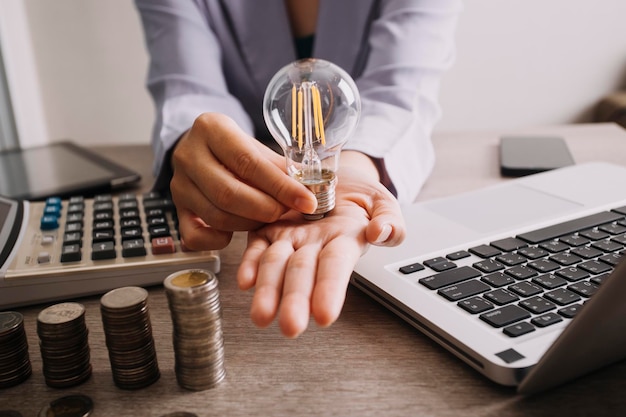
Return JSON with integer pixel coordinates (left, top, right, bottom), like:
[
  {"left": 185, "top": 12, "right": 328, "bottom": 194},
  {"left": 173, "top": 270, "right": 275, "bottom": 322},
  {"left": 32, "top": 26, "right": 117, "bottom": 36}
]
[{"left": 3, "top": 123, "right": 626, "bottom": 416}]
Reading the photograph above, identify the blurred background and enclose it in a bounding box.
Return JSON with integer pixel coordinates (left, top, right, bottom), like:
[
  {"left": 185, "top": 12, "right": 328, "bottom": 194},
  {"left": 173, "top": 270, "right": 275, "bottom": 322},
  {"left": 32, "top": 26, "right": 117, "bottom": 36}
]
[{"left": 1, "top": 0, "right": 625, "bottom": 150}]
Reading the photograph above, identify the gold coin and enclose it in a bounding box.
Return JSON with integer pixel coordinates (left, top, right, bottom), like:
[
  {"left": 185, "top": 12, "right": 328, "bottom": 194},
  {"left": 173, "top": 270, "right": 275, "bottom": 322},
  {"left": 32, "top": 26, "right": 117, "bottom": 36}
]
[{"left": 170, "top": 270, "right": 209, "bottom": 288}]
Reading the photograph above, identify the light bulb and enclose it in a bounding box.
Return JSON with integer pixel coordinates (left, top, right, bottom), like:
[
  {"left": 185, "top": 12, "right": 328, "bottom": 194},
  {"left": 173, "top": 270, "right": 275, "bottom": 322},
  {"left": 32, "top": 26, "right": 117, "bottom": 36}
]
[{"left": 263, "top": 58, "right": 361, "bottom": 220}]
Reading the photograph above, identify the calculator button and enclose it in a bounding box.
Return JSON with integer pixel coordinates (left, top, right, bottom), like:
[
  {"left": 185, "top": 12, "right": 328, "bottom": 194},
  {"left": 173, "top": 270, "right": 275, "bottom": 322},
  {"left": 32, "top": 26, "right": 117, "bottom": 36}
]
[
  {"left": 121, "top": 227, "right": 143, "bottom": 240},
  {"left": 63, "top": 232, "right": 82, "bottom": 245},
  {"left": 40, "top": 215, "right": 60, "bottom": 230},
  {"left": 93, "top": 230, "right": 115, "bottom": 242},
  {"left": 67, "top": 203, "right": 84, "bottom": 214},
  {"left": 37, "top": 252, "right": 51, "bottom": 264},
  {"left": 93, "top": 202, "right": 113, "bottom": 214},
  {"left": 148, "top": 225, "right": 170, "bottom": 239},
  {"left": 152, "top": 236, "right": 175, "bottom": 254},
  {"left": 66, "top": 213, "right": 84, "bottom": 223},
  {"left": 122, "top": 239, "right": 147, "bottom": 258},
  {"left": 45, "top": 197, "right": 63, "bottom": 208},
  {"left": 120, "top": 209, "right": 140, "bottom": 219},
  {"left": 120, "top": 218, "right": 141, "bottom": 229},
  {"left": 44, "top": 205, "right": 62, "bottom": 217},
  {"left": 92, "top": 241, "right": 116, "bottom": 260},
  {"left": 60, "top": 244, "right": 82, "bottom": 262},
  {"left": 41, "top": 235, "right": 55, "bottom": 245},
  {"left": 65, "top": 222, "right": 83, "bottom": 233},
  {"left": 118, "top": 200, "right": 138, "bottom": 210}
]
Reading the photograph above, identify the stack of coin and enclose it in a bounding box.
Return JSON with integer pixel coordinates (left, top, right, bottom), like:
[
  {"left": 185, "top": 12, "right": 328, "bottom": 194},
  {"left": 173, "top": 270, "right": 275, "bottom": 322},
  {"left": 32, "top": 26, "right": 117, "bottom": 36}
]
[
  {"left": 37, "top": 302, "right": 92, "bottom": 388},
  {"left": 100, "top": 286, "right": 160, "bottom": 390},
  {"left": 0, "top": 311, "right": 31, "bottom": 388},
  {"left": 164, "top": 269, "right": 225, "bottom": 390}
]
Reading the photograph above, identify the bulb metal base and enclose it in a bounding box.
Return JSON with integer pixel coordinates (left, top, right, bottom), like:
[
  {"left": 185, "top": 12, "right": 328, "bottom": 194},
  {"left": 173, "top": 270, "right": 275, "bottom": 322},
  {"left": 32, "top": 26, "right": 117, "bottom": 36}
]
[{"left": 296, "top": 169, "right": 337, "bottom": 221}]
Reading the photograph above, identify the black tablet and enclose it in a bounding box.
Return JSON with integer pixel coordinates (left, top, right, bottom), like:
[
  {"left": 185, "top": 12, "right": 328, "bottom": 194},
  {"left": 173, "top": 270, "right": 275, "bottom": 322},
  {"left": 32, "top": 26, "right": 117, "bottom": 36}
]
[{"left": 0, "top": 141, "right": 141, "bottom": 201}]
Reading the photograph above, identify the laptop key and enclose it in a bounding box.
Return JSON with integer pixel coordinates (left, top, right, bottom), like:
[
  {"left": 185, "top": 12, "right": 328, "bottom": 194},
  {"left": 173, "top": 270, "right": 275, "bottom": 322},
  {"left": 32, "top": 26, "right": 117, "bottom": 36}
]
[
  {"left": 446, "top": 250, "right": 470, "bottom": 261},
  {"left": 598, "top": 252, "right": 623, "bottom": 266},
  {"left": 503, "top": 321, "right": 535, "bottom": 337},
  {"left": 490, "top": 237, "right": 528, "bottom": 252},
  {"left": 508, "top": 281, "right": 544, "bottom": 297},
  {"left": 519, "top": 296, "right": 557, "bottom": 314},
  {"left": 590, "top": 273, "right": 611, "bottom": 285},
  {"left": 480, "top": 305, "right": 530, "bottom": 328},
  {"left": 468, "top": 244, "right": 501, "bottom": 258},
  {"left": 483, "top": 288, "right": 519, "bottom": 305},
  {"left": 558, "top": 303, "right": 583, "bottom": 318},
  {"left": 472, "top": 259, "right": 505, "bottom": 273},
  {"left": 568, "top": 281, "right": 599, "bottom": 298},
  {"left": 458, "top": 296, "right": 494, "bottom": 314},
  {"left": 527, "top": 258, "right": 560, "bottom": 273},
  {"left": 532, "top": 273, "right": 567, "bottom": 289},
  {"left": 438, "top": 279, "right": 491, "bottom": 301},
  {"left": 556, "top": 267, "right": 590, "bottom": 282},
  {"left": 531, "top": 312, "right": 563, "bottom": 328},
  {"left": 549, "top": 252, "right": 582, "bottom": 266},
  {"left": 424, "top": 257, "right": 456, "bottom": 272},
  {"left": 544, "top": 288, "right": 581, "bottom": 306},
  {"left": 504, "top": 265, "right": 538, "bottom": 280},
  {"left": 578, "top": 260, "right": 612, "bottom": 275},
  {"left": 399, "top": 262, "right": 425, "bottom": 275},
  {"left": 419, "top": 266, "right": 481, "bottom": 290},
  {"left": 481, "top": 272, "right": 515, "bottom": 288},
  {"left": 517, "top": 246, "right": 549, "bottom": 260}
]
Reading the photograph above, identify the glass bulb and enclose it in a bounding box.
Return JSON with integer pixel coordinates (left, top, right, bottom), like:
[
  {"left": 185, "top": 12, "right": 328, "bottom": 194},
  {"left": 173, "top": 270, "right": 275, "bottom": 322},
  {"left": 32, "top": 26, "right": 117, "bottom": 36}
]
[{"left": 263, "top": 58, "right": 361, "bottom": 220}]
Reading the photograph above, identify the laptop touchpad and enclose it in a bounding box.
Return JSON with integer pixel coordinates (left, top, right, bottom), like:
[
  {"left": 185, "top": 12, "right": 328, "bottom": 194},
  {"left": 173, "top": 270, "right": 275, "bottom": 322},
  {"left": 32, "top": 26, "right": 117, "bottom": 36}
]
[{"left": 426, "top": 184, "right": 582, "bottom": 234}]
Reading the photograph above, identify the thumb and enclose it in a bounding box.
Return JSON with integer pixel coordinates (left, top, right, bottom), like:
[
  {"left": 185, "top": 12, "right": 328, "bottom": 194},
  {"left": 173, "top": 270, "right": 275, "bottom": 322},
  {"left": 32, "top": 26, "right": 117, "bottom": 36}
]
[{"left": 364, "top": 197, "right": 406, "bottom": 247}]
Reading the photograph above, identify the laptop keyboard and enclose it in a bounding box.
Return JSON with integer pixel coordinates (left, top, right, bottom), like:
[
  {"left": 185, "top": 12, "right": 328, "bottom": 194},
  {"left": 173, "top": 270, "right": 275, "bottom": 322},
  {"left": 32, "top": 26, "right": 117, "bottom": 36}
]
[{"left": 400, "top": 206, "right": 626, "bottom": 338}]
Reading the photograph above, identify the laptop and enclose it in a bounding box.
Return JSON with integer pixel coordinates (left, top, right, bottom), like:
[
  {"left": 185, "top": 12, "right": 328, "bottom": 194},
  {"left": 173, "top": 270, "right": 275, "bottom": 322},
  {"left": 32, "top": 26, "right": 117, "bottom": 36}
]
[{"left": 351, "top": 161, "right": 626, "bottom": 395}]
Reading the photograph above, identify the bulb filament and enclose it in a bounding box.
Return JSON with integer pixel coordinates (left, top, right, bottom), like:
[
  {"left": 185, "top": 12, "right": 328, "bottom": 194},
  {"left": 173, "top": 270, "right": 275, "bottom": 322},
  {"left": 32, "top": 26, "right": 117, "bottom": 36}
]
[{"left": 292, "top": 82, "right": 326, "bottom": 150}]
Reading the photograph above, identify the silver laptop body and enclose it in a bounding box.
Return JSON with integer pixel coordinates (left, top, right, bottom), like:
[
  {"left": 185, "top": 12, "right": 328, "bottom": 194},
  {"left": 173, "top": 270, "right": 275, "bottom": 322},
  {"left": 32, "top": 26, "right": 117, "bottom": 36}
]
[{"left": 352, "top": 161, "right": 626, "bottom": 394}]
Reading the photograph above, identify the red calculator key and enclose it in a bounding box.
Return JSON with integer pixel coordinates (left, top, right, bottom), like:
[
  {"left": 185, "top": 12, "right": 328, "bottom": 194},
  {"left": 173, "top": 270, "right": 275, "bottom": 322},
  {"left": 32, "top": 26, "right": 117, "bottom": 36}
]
[{"left": 151, "top": 236, "right": 175, "bottom": 255}]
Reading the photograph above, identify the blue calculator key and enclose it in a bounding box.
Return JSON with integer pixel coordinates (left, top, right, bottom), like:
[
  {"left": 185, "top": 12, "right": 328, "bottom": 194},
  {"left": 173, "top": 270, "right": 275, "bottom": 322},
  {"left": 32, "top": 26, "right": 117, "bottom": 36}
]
[
  {"left": 44, "top": 205, "right": 62, "bottom": 217},
  {"left": 45, "top": 197, "right": 62, "bottom": 208},
  {"left": 40, "top": 215, "right": 59, "bottom": 230}
]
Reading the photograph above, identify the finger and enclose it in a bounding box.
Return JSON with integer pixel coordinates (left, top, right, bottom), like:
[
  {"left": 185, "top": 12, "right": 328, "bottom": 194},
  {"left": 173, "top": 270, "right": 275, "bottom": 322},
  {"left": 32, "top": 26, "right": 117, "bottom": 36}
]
[
  {"left": 364, "top": 195, "right": 406, "bottom": 247},
  {"left": 237, "top": 232, "right": 269, "bottom": 291},
  {"left": 249, "top": 240, "right": 294, "bottom": 328},
  {"left": 277, "top": 244, "right": 320, "bottom": 338},
  {"left": 173, "top": 137, "right": 292, "bottom": 224},
  {"left": 170, "top": 172, "right": 266, "bottom": 231},
  {"left": 199, "top": 115, "right": 317, "bottom": 214},
  {"left": 310, "top": 237, "right": 362, "bottom": 327},
  {"left": 176, "top": 208, "right": 233, "bottom": 251}
]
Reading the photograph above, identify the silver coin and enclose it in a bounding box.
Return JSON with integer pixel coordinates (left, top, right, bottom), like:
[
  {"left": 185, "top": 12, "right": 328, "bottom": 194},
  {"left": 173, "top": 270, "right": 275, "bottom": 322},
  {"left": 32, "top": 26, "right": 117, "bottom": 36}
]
[
  {"left": 100, "top": 286, "right": 148, "bottom": 310},
  {"left": 0, "top": 312, "right": 23, "bottom": 334},
  {"left": 37, "top": 303, "right": 85, "bottom": 325}
]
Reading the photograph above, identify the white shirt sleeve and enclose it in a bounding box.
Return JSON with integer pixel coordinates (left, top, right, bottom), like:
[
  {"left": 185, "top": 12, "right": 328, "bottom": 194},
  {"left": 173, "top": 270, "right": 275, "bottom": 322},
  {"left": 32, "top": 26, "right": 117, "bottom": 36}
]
[{"left": 345, "top": 0, "right": 462, "bottom": 203}]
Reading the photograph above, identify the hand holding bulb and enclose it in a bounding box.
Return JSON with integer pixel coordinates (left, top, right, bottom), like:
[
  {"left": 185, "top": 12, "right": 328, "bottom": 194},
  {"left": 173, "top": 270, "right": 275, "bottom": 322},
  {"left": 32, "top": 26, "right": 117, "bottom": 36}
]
[{"left": 236, "top": 59, "right": 406, "bottom": 337}]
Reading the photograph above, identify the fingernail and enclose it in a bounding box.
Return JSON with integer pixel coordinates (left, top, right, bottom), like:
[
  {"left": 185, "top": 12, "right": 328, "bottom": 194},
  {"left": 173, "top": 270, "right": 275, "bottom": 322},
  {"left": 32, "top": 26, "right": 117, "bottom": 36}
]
[
  {"left": 374, "top": 224, "right": 392, "bottom": 244},
  {"left": 294, "top": 197, "right": 317, "bottom": 214}
]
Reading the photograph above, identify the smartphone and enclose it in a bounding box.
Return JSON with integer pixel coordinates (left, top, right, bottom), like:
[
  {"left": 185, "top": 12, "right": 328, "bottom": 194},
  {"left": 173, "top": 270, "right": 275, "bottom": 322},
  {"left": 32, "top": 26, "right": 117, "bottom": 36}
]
[{"left": 499, "top": 135, "right": 575, "bottom": 177}]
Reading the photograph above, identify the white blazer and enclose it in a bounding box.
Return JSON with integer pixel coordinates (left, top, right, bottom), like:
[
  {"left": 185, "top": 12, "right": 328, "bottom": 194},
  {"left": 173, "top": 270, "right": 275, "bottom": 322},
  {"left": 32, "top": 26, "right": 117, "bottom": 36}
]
[{"left": 135, "top": 0, "right": 461, "bottom": 203}]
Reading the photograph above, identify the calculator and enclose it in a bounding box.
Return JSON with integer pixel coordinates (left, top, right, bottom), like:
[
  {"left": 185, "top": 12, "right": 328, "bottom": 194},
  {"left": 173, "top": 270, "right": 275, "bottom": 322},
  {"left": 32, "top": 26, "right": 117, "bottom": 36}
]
[{"left": 0, "top": 192, "right": 220, "bottom": 309}]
